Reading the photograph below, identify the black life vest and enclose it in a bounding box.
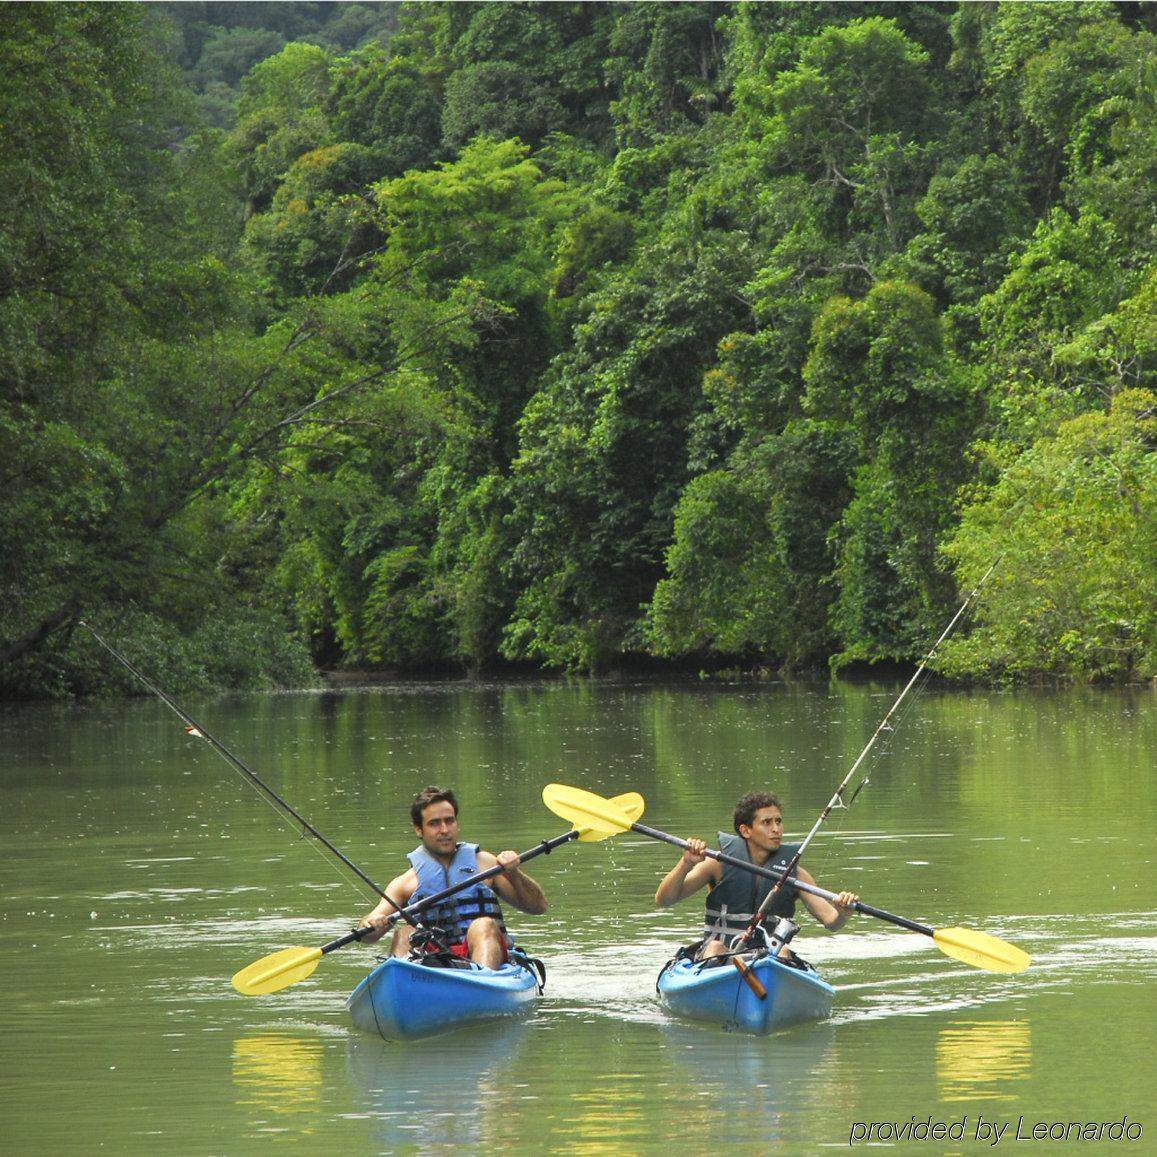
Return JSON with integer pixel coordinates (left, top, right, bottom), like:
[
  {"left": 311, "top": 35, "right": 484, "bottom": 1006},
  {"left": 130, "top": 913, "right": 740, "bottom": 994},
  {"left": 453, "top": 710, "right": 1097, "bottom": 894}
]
[{"left": 703, "top": 832, "right": 800, "bottom": 939}]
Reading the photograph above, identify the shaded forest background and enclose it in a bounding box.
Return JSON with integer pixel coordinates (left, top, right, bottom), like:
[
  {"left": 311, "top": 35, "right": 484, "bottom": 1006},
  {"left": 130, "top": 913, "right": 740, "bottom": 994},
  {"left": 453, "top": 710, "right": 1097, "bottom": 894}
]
[{"left": 2, "top": 1, "right": 1154, "bottom": 698}]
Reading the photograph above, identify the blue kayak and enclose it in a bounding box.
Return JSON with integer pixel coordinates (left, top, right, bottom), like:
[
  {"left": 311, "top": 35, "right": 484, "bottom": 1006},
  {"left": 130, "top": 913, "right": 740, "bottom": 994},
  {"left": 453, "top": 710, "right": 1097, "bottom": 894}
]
[
  {"left": 656, "top": 951, "right": 835, "bottom": 1035},
  {"left": 346, "top": 955, "right": 540, "bottom": 1041}
]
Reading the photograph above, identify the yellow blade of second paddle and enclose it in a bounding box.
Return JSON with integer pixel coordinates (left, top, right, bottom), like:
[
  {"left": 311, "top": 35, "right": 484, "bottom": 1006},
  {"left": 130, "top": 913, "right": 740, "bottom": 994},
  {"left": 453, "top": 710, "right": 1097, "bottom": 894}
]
[
  {"left": 575, "top": 791, "right": 644, "bottom": 841},
  {"left": 543, "top": 783, "right": 640, "bottom": 835},
  {"left": 232, "top": 945, "right": 323, "bottom": 996},
  {"left": 933, "top": 927, "right": 1031, "bottom": 973}
]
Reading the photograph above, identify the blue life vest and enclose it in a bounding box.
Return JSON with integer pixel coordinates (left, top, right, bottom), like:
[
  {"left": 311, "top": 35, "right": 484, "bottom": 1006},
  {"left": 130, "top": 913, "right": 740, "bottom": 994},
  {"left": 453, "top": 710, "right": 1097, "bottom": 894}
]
[
  {"left": 408, "top": 842, "right": 507, "bottom": 943},
  {"left": 704, "top": 832, "right": 800, "bottom": 939}
]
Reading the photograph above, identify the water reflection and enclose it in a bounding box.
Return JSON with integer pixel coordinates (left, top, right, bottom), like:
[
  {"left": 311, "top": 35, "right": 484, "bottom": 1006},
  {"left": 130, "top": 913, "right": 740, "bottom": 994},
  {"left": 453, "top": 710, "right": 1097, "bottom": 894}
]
[
  {"left": 232, "top": 1033, "right": 325, "bottom": 1113},
  {"left": 344, "top": 1020, "right": 528, "bottom": 1150},
  {"left": 936, "top": 1019, "right": 1032, "bottom": 1102},
  {"left": 655, "top": 1021, "right": 837, "bottom": 1147}
]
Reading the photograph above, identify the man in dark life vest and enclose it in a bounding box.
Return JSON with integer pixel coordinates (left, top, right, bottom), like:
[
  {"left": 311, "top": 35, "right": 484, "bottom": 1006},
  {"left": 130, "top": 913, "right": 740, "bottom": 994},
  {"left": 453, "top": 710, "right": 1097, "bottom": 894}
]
[
  {"left": 356, "top": 785, "right": 548, "bottom": 967},
  {"left": 655, "top": 791, "right": 858, "bottom": 960}
]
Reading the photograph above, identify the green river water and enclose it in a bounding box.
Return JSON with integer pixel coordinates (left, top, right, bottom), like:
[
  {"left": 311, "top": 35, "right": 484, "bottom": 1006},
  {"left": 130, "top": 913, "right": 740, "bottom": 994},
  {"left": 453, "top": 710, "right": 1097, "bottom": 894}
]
[{"left": 1, "top": 679, "right": 1153, "bottom": 1154}]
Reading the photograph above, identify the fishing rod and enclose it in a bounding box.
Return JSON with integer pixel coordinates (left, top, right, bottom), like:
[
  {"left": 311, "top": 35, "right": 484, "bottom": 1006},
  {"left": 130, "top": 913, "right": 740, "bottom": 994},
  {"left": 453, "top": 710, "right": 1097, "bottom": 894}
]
[
  {"left": 80, "top": 621, "right": 401, "bottom": 911},
  {"left": 742, "top": 557, "right": 1003, "bottom": 941}
]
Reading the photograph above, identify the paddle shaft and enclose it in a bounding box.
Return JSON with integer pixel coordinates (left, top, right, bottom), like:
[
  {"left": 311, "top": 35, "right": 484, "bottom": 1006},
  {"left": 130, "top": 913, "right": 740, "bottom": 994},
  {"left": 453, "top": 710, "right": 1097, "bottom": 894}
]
[
  {"left": 346, "top": 828, "right": 582, "bottom": 952},
  {"left": 750, "top": 558, "right": 1001, "bottom": 925},
  {"left": 637, "top": 820, "right": 934, "bottom": 937}
]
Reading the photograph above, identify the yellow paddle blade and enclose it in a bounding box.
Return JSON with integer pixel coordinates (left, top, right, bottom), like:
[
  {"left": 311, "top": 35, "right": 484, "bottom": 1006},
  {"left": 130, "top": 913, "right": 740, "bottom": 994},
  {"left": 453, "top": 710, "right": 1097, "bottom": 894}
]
[
  {"left": 576, "top": 791, "right": 644, "bottom": 841},
  {"left": 232, "top": 945, "right": 323, "bottom": 996},
  {"left": 542, "top": 783, "right": 641, "bottom": 835},
  {"left": 933, "top": 927, "right": 1031, "bottom": 973}
]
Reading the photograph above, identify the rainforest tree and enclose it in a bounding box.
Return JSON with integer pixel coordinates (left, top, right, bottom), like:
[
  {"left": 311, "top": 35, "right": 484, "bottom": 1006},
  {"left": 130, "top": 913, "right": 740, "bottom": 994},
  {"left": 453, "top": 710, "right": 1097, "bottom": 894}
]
[{"left": 3, "top": 2, "right": 1153, "bottom": 695}]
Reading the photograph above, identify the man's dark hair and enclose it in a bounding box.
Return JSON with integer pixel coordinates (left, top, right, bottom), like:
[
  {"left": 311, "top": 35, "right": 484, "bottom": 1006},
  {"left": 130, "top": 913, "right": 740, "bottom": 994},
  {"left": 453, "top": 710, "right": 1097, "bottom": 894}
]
[
  {"left": 411, "top": 785, "right": 459, "bottom": 828},
  {"left": 733, "top": 791, "right": 782, "bottom": 833}
]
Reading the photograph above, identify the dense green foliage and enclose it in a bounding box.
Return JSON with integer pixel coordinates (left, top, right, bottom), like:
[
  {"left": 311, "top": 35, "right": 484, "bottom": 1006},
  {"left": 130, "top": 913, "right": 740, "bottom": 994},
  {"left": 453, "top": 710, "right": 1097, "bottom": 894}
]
[{"left": 2, "top": 2, "right": 1154, "bottom": 696}]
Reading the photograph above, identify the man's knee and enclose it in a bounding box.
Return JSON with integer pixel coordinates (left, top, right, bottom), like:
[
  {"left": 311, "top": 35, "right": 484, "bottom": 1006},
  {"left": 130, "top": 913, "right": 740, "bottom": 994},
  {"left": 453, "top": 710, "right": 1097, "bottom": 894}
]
[
  {"left": 700, "top": 937, "right": 728, "bottom": 959},
  {"left": 467, "top": 917, "right": 503, "bottom": 942}
]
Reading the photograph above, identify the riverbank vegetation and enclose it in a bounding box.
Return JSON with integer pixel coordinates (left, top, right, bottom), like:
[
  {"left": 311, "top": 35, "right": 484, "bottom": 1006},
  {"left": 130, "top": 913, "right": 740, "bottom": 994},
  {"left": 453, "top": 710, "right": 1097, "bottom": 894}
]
[{"left": 3, "top": 2, "right": 1153, "bottom": 697}]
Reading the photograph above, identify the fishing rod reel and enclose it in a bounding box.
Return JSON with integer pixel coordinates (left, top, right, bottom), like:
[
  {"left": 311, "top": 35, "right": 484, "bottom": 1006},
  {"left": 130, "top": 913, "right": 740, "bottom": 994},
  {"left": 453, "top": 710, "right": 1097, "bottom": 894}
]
[
  {"left": 765, "top": 916, "right": 799, "bottom": 957},
  {"left": 736, "top": 916, "right": 799, "bottom": 959}
]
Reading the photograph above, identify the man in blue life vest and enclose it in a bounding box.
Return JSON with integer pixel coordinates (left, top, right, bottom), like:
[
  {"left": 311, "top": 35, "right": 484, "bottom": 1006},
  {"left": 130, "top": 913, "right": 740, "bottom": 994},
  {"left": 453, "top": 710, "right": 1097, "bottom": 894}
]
[
  {"left": 654, "top": 791, "right": 858, "bottom": 961},
  {"left": 356, "top": 785, "right": 548, "bottom": 968}
]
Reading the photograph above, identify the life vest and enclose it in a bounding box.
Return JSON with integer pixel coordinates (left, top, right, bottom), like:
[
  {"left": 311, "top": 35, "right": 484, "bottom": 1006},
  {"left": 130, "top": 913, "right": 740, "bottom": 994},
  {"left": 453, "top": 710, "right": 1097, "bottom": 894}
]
[
  {"left": 703, "top": 832, "right": 800, "bottom": 939},
  {"left": 408, "top": 842, "right": 507, "bottom": 943}
]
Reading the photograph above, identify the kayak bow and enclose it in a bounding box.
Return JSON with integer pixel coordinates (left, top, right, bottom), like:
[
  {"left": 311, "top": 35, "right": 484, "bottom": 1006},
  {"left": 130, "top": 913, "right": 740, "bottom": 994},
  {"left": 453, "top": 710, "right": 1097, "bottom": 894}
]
[
  {"left": 657, "top": 951, "right": 835, "bottom": 1035},
  {"left": 346, "top": 955, "right": 540, "bottom": 1041}
]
